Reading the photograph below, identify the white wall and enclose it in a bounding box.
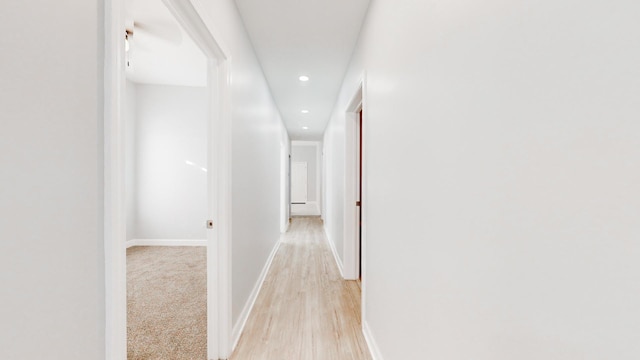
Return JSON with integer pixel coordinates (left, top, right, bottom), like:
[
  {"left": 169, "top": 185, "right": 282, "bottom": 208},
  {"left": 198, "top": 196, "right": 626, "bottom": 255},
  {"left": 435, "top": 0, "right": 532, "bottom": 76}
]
[
  {"left": 324, "top": 121, "right": 345, "bottom": 262},
  {"left": 0, "top": 0, "right": 104, "bottom": 359},
  {"left": 193, "top": 0, "right": 289, "bottom": 329},
  {"left": 132, "top": 84, "right": 208, "bottom": 240},
  {"left": 324, "top": 0, "right": 640, "bottom": 359},
  {"left": 0, "top": 0, "right": 285, "bottom": 358},
  {"left": 280, "top": 133, "right": 291, "bottom": 232}
]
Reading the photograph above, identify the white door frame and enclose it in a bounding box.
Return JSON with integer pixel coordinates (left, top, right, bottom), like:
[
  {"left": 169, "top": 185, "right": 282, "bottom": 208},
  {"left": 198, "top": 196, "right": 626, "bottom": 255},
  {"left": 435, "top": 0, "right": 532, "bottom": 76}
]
[
  {"left": 343, "top": 72, "right": 368, "bottom": 325},
  {"left": 104, "top": 0, "right": 232, "bottom": 359},
  {"left": 343, "top": 72, "right": 367, "bottom": 283}
]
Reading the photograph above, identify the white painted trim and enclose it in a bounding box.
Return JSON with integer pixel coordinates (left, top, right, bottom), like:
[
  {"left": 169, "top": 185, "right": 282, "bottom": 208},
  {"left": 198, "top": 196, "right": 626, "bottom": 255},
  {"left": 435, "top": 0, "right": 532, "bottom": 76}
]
[
  {"left": 343, "top": 74, "right": 365, "bottom": 281},
  {"left": 363, "top": 321, "right": 384, "bottom": 360},
  {"left": 324, "top": 227, "right": 344, "bottom": 278},
  {"left": 104, "top": 0, "right": 127, "bottom": 357},
  {"left": 189, "top": 0, "right": 232, "bottom": 59},
  {"left": 214, "top": 59, "right": 233, "bottom": 360},
  {"left": 105, "top": 1, "right": 232, "bottom": 359},
  {"left": 160, "top": 0, "right": 226, "bottom": 57},
  {"left": 231, "top": 239, "right": 282, "bottom": 352},
  {"left": 343, "top": 72, "right": 371, "bottom": 339},
  {"left": 126, "top": 239, "right": 207, "bottom": 248}
]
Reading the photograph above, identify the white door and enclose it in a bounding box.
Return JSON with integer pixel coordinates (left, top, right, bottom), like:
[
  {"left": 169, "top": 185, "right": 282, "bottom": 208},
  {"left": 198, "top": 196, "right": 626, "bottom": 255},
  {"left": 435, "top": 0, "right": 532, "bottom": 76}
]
[{"left": 291, "top": 161, "right": 308, "bottom": 203}]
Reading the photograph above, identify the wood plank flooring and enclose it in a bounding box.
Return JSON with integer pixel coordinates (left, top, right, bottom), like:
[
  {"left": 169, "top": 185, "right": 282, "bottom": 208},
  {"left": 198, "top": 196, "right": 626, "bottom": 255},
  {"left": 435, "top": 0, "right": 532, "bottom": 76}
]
[{"left": 231, "top": 216, "right": 371, "bottom": 360}]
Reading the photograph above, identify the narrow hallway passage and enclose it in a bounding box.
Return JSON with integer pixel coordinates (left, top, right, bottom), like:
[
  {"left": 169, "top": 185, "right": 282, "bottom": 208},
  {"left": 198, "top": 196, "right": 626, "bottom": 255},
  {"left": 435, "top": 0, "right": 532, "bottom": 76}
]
[{"left": 232, "top": 217, "right": 371, "bottom": 360}]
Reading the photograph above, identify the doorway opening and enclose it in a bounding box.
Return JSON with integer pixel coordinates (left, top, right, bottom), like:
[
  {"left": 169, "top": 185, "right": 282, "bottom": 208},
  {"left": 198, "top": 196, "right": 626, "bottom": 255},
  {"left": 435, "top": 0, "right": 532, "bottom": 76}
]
[
  {"left": 343, "top": 73, "right": 367, "bottom": 331},
  {"left": 290, "top": 141, "right": 323, "bottom": 216},
  {"left": 123, "top": 0, "right": 209, "bottom": 357},
  {"left": 105, "top": 0, "right": 232, "bottom": 359},
  {"left": 291, "top": 161, "right": 308, "bottom": 204}
]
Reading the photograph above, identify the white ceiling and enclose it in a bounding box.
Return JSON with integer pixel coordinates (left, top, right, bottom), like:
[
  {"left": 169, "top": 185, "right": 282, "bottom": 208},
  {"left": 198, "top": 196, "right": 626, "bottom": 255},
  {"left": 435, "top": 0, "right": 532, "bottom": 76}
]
[
  {"left": 124, "top": 0, "right": 371, "bottom": 138},
  {"left": 234, "top": 0, "right": 371, "bottom": 140},
  {"left": 125, "top": 0, "right": 207, "bottom": 87}
]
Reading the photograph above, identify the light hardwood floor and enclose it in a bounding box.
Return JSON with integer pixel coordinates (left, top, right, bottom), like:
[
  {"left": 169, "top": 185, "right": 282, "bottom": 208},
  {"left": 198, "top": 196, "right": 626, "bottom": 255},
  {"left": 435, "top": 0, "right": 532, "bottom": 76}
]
[{"left": 231, "top": 216, "right": 372, "bottom": 360}]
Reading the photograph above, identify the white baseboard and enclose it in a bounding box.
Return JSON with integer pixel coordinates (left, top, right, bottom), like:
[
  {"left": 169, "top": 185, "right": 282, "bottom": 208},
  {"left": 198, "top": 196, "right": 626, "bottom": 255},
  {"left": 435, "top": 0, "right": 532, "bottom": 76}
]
[
  {"left": 231, "top": 238, "right": 282, "bottom": 351},
  {"left": 291, "top": 201, "right": 320, "bottom": 216},
  {"left": 363, "top": 321, "right": 384, "bottom": 360},
  {"left": 281, "top": 219, "right": 290, "bottom": 233},
  {"left": 324, "top": 226, "right": 344, "bottom": 278},
  {"left": 126, "top": 239, "right": 207, "bottom": 248}
]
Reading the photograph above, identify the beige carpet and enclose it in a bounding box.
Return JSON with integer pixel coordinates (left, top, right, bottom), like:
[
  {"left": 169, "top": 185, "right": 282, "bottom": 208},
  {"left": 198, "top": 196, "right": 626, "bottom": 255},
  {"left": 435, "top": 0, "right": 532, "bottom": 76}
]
[{"left": 127, "top": 246, "right": 207, "bottom": 360}]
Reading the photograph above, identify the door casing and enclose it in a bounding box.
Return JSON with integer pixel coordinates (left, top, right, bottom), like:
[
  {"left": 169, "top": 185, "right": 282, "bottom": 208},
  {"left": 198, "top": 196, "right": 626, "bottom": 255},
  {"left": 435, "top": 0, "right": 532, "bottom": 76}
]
[
  {"left": 343, "top": 71, "right": 368, "bottom": 329},
  {"left": 344, "top": 73, "right": 366, "bottom": 282}
]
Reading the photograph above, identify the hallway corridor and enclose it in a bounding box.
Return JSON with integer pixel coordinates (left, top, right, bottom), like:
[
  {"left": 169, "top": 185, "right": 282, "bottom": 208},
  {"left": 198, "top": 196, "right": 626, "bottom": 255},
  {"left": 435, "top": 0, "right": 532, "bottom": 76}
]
[{"left": 231, "top": 217, "right": 371, "bottom": 360}]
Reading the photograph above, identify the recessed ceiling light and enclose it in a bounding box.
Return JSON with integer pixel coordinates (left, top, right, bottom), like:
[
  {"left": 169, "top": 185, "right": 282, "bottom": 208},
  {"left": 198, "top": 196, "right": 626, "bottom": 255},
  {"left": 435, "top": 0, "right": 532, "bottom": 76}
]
[
  {"left": 299, "top": 75, "right": 309, "bottom": 82},
  {"left": 302, "top": 126, "right": 309, "bottom": 130},
  {"left": 301, "top": 110, "right": 309, "bottom": 114}
]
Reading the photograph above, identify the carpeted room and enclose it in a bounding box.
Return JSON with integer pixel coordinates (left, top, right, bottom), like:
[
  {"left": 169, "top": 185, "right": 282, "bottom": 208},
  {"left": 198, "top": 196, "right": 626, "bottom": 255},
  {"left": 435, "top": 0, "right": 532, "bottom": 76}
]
[
  {"left": 127, "top": 246, "right": 207, "bottom": 359},
  {"left": 123, "top": 80, "right": 209, "bottom": 358},
  {"left": 123, "top": 0, "right": 210, "bottom": 355}
]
